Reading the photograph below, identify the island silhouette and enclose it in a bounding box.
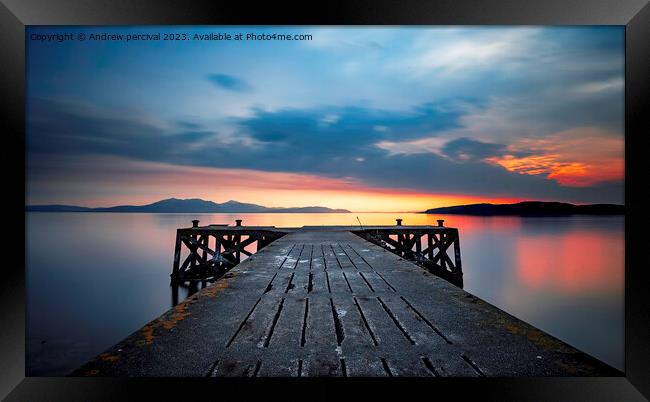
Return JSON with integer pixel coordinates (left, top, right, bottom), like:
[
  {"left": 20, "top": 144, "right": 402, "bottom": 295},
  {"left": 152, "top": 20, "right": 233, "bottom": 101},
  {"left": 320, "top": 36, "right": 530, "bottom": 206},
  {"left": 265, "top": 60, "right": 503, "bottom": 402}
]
[
  {"left": 26, "top": 198, "right": 351, "bottom": 213},
  {"left": 424, "top": 201, "right": 624, "bottom": 216}
]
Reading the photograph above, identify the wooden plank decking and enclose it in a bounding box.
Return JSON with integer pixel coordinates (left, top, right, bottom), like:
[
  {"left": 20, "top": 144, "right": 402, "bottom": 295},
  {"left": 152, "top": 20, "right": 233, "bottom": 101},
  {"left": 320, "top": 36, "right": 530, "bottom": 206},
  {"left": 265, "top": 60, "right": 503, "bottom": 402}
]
[{"left": 73, "top": 228, "right": 618, "bottom": 377}]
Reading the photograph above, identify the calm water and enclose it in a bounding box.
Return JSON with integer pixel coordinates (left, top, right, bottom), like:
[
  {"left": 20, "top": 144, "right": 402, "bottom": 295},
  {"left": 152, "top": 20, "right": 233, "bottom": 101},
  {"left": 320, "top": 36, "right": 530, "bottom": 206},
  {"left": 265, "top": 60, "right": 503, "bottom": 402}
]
[{"left": 26, "top": 212, "right": 624, "bottom": 375}]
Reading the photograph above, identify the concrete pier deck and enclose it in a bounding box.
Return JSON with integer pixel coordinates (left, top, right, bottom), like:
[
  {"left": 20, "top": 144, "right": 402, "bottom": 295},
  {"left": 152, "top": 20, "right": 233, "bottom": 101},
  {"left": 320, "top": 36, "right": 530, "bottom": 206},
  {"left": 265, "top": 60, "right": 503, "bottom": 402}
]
[{"left": 73, "top": 228, "right": 618, "bottom": 377}]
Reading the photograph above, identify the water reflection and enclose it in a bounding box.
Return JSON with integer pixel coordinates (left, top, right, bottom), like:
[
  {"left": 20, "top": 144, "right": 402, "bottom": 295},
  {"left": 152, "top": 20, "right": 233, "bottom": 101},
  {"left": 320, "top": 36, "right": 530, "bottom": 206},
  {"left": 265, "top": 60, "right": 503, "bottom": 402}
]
[
  {"left": 515, "top": 230, "right": 624, "bottom": 293},
  {"left": 26, "top": 212, "right": 624, "bottom": 375}
]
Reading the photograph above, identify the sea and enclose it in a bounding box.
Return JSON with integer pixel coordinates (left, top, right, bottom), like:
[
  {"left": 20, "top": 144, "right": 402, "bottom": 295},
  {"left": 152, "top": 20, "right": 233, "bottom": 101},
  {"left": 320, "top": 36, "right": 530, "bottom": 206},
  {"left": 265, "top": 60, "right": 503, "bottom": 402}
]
[{"left": 26, "top": 212, "right": 624, "bottom": 375}]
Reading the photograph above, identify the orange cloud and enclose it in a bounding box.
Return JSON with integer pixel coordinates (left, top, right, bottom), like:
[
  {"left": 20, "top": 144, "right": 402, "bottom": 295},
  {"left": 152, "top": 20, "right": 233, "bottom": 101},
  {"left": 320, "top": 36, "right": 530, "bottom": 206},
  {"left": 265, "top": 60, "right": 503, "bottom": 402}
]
[{"left": 486, "top": 128, "right": 623, "bottom": 187}]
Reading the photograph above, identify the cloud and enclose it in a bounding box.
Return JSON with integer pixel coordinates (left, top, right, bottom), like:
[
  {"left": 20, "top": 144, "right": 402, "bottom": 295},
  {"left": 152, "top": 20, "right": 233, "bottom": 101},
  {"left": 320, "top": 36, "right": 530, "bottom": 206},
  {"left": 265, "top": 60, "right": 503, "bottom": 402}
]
[
  {"left": 379, "top": 28, "right": 545, "bottom": 84},
  {"left": 485, "top": 127, "right": 624, "bottom": 186},
  {"left": 239, "top": 101, "right": 465, "bottom": 147},
  {"left": 440, "top": 138, "right": 507, "bottom": 161},
  {"left": 27, "top": 97, "right": 624, "bottom": 204},
  {"left": 176, "top": 121, "right": 202, "bottom": 130},
  {"left": 206, "top": 73, "right": 252, "bottom": 92},
  {"left": 415, "top": 29, "right": 536, "bottom": 75},
  {"left": 375, "top": 137, "right": 446, "bottom": 156},
  {"left": 573, "top": 77, "right": 624, "bottom": 95}
]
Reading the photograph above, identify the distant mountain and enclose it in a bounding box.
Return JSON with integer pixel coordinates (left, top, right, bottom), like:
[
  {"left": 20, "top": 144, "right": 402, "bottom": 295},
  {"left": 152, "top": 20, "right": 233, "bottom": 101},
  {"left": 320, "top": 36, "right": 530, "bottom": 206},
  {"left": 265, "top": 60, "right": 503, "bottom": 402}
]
[
  {"left": 27, "top": 198, "right": 351, "bottom": 213},
  {"left": 423, "top": 201, "right": 624, "bottom": 216}
]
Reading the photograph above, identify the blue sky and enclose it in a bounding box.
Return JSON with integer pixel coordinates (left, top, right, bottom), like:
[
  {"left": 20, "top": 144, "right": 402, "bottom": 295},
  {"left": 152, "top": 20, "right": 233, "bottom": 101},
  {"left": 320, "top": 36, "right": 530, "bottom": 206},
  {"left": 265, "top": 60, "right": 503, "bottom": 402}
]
[{"left": 26, "top": 26, "right": 624, "bottom": 210}]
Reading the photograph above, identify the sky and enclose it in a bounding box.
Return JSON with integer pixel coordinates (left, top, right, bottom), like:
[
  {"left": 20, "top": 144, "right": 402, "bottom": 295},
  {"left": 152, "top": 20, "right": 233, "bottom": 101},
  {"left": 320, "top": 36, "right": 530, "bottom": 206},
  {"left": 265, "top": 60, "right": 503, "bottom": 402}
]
[{"left": 26, "top": 26, "right": 625, "bottom": 212}]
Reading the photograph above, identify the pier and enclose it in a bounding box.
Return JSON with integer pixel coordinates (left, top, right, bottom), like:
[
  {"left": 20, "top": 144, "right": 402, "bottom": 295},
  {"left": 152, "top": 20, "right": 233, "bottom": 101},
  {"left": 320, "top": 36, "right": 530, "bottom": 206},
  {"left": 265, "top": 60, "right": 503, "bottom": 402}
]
[{"left": 73, "top": 222, "right": 617, "bottom": 377}]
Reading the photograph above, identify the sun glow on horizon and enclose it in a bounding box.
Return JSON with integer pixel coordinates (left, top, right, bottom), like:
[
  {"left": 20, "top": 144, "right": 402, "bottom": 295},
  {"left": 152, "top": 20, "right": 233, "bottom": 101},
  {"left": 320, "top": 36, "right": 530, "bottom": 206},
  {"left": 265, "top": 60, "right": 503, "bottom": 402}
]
[
  {"left": 27, "top": 156, "right": 522, "bottom": 212},
  {"left": 34, "top": 186, "right": 522, "bottom": 213}
]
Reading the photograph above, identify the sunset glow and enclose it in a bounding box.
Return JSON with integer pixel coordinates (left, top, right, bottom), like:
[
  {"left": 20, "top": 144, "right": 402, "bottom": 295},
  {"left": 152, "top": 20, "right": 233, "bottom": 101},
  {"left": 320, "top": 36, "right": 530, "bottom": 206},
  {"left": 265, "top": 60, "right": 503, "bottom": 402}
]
[
  {"left": 28, "top": 156, "right": 520, "bottom": 211},
  {"left": 26, "top": 26, "right": 624, "bottom": 209},
  {"left": 486, "top": 128, "right": 624, "bottom": 187}
]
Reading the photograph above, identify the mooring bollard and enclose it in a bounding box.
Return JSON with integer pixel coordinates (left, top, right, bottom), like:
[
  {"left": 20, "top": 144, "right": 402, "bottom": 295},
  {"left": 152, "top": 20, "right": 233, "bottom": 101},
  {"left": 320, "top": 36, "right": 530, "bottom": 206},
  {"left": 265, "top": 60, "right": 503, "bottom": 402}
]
[
  {"left": 396, "top": 218, "right": 403, "bottom": 226},
  {"left": 437, "top": 219, "right": 445, "bottom": 227},
  {"left": 235, "top": 219, "right": 242, "bottom": 226},
  {"left": 192, "top": 219, "right": 200, "bottom": 228}
]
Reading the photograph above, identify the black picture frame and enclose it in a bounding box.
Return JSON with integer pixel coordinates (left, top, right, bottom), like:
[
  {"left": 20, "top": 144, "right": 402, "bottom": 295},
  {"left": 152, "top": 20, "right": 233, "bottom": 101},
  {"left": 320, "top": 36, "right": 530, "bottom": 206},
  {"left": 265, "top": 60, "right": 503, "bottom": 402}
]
[{"left": 1, "top": 0, "right": 648, "bottom": 400}]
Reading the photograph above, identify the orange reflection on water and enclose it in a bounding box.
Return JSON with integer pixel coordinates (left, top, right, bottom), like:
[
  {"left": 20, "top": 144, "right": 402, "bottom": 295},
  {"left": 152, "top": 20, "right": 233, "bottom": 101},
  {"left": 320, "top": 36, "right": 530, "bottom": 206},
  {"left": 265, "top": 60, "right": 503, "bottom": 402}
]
[
  {"left": 515, "top": 230, "right": 624, "bottom": 294},
  {"left": 434, "top": 215, "right": 523, "bottom": 233}
]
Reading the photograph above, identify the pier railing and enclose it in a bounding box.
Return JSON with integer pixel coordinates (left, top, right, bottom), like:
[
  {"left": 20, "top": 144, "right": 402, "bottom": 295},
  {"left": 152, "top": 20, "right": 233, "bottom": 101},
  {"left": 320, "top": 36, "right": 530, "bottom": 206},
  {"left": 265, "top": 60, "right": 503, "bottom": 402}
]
[
  {"left": 170, "top": 220, "right": 288, "bottom": 284},
  {"left": 352, "top": 220, "right": 463, "bottom": 287},
  {"left": 171, "top": 219, "right": 462, "bottom": 288}
]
